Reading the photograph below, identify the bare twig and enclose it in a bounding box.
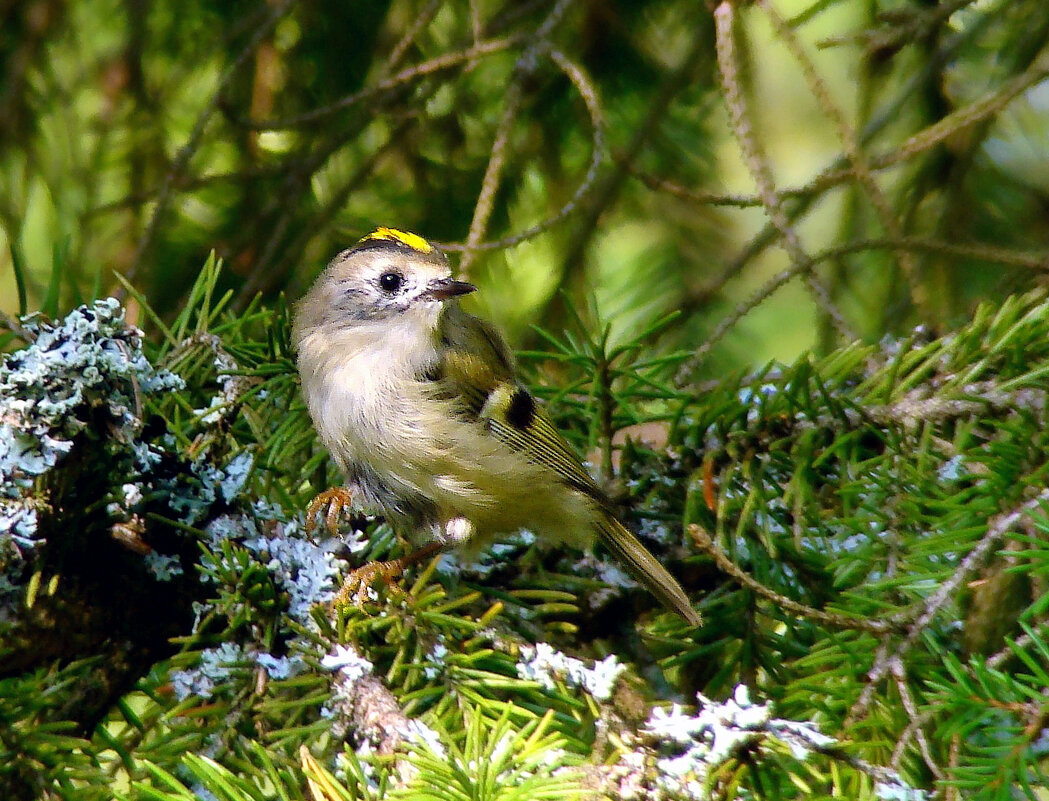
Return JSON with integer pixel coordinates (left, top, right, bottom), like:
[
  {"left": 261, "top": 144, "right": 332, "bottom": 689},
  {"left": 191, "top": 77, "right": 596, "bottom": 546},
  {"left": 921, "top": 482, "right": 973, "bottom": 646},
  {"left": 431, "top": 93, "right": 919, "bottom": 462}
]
[
  {"left": 848, "top": 488, "right": 1049, "bottom": 723},
  {"left": 711, "top": 2, "right": 855, "bottom": 367},
  {"left": 234, "top": 118, "right": 417, "bottom": 307},
  {"left": 759, "top": 0, "right": 930, "bottom": 320},
  {"left": 0, "top": 309, "right": 35, "bottom": 343},
  {"left": 235, "top": 35, "right": 525, "bottom": 131},
  {"left": 387, "top": 0, "right": 443, "bottom": 69},
  {"left": 456, "top": 0, "right": 579, "bottom": 276},
  {"left": 892, "top": 670, "right": 943, "bottom": 779},
  {"left": 667, "top": 5, "right": 999, "bottom": 365},
  {"left": 456, "top": 79, "right": 521, "bottom": 278},
  {"left": 669, "top": 237, "right": 1049, "bottom": 365},
  {"left": 674, "top": 258, "right": 814, "bottom": 384},
  {"left": 688, "top": 523, "right": 893, "bottom": 635},
  {"left": 540, "top": 18, "right": 714, "bottom": 327},
  {"left": 893, "top": 60, "right": 1049, "bottom": 169},
  {"left": 126, "top": 0, "right": 297, "bottom": 284},
  {"left": 810, "top": 237, "right": 1049, "bottom": 273},
  {"left": 445, "top": 49, "right": 606, "bottom": 258}
]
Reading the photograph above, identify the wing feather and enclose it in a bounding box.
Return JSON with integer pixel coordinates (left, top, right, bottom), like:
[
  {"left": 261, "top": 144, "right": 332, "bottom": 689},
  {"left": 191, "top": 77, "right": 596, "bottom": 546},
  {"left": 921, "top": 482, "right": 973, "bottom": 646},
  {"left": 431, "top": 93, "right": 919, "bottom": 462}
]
[
  {"left": 483, "top": 396, "right": 607, "bottom": 503},
  {"left": 437, "top": 307, "right": 607, "bottom": 503},
  {"left": 435, "top": 305, "right": 700, "bottom": 625}
]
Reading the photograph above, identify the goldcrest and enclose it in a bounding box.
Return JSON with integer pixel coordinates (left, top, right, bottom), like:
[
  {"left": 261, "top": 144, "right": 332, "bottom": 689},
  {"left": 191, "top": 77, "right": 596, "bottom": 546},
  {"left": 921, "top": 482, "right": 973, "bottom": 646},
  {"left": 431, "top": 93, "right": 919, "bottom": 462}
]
[{"left": 293, "top": 227, "right": 699, "bottom": 625}]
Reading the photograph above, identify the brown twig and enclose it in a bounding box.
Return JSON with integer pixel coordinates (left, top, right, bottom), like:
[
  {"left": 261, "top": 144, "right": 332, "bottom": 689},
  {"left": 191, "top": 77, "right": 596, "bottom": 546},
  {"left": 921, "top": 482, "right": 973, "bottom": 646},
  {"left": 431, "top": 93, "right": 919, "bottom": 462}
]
[
  {"left": 539, "top": 17, "right": 714, "bottom": 330},
  {"left": 671, "top": 238, "right": 1049, "bottom": 380},
  {"left": 125, "top": 0, "right": 297, "bottom": 284},
  {"left": 234, "top": 118, "right": 417, "bottom": 307},
  {"left": 893, "top": 60, "right": 1049, "bottom": 169},
  {"left": 674, "top": 258, "right": 814, "bottom": 385},
  {"left": 892, "top": 670, "right": 943, "bottom": 779},
  {"left": 848, "top": 488, "right": 1049, "bottom": 723},
  {"left": 688, "top": 523, "right": 893, "bottom": 635},
  {"left": 666, "top": 5, "right": 999, "bottom": 367},
  {"left": 456, "top": 75, "right": 521, "bottom": 278},
  {"left": 713, "top": 2, "right": 855, "bottom": 353},
  {"left": 456, "top": 0, "right": 579, "bottom": 276},
  {"left": 0, "top": 309, "right": 35, "bottom": 343},
  {"left": 387, "top": 0, "right": 444, "bottom": 69},
  {"left": 444, "top": 48, "right": 606, "bottom": 258},
  {"left": 237, "top": 35, "right": 525, "bottom": 131},
  {"left": 759, "top": 0, "right": 930, "bottom": 321}
]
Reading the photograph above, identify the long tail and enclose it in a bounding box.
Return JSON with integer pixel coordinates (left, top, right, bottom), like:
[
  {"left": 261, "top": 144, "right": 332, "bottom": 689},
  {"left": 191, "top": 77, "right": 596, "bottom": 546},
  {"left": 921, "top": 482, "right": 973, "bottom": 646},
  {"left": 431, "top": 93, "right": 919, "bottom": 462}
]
[{"left": 595, "top": 513, "right": 701, "bottom": 626}]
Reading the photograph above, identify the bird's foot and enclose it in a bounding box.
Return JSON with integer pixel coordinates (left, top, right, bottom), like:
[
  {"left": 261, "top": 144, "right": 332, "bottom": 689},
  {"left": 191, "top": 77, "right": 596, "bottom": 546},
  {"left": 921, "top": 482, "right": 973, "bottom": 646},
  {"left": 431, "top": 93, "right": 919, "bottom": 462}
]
[
  {"left": 305, "top": 487, "right": 354, "bottom": 538},
  {"left": 332, "top": 558, "right": 408, "bottom": 609},
  {"left": 330, "top": 542, "right": 446, "bottom": 612}
]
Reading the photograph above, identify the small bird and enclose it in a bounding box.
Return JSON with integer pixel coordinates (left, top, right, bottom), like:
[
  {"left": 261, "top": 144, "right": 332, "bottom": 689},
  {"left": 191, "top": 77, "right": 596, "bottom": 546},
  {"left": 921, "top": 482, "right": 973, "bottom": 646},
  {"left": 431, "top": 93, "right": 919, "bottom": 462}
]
[{"left": 293, "top": 227, "right": 699, "bottom": 626}]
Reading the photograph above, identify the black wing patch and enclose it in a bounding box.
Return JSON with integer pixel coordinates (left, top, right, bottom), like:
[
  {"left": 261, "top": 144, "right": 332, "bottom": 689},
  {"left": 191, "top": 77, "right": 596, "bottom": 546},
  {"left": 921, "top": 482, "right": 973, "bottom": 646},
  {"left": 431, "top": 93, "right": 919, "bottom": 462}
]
[
  {"left": 435, "top": 309, "right": 610, "bottom": 507},
  {"left": 505, "top": 388, "right": 536, "bottom": 430},
  {"left": 482, "top": 386, "right": 609, "bottom": 506}
]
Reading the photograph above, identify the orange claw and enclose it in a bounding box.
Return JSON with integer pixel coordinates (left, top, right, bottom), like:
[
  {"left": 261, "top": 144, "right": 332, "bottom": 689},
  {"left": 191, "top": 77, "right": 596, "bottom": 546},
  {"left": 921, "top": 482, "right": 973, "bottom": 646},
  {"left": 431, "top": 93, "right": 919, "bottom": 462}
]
[
  {"left": 332, "top": 559, "right": 408, "bottom": 609},
  {"left": 330, "top": 541, "right": 445, "bottom": 612},
  {"left": 305, "top": 487, "right": 355, "bottom": 537}
]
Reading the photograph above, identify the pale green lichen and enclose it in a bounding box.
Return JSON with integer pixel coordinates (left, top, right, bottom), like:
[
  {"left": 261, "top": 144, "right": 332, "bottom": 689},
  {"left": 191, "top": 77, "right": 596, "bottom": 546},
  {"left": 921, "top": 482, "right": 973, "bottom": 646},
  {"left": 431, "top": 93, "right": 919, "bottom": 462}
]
[{"left": 0, "top": 300, "right": 182, "bottom": 562}]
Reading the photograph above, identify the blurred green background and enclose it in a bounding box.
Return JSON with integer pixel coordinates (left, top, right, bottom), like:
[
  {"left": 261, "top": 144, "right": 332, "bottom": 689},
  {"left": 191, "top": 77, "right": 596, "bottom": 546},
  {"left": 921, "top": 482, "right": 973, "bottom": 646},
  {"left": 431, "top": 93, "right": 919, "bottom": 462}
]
[{"left": 2, "top": 0, "right": 1048, "bottom": 377}]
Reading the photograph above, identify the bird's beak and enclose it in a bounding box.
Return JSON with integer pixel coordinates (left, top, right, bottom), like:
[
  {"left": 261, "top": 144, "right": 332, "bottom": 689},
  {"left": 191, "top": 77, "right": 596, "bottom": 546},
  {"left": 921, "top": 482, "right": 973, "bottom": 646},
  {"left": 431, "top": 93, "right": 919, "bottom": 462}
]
[{"left": 425, "top": 278, "right": 477, "bottom": 301}]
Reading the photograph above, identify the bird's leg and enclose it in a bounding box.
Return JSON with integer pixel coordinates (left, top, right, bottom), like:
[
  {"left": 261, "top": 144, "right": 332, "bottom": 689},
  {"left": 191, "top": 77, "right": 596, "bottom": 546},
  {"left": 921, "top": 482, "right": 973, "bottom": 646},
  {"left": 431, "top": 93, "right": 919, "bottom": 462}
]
[
  {"left": 333, "top": 541, "right": 446, "bottom": 608},
  {"left": 305, "top": 486, "right": 354, "bottom": 538},
  {"left": 331, "top": 517, "right": 474, "bottom": 609}
]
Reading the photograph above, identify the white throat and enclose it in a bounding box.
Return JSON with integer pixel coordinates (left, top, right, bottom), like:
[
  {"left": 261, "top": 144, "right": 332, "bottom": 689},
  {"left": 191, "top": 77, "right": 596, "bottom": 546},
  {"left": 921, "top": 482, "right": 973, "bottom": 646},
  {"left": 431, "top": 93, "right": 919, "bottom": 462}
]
[{"left": 294, "top": 306, "right": 442, "bottom": 460}]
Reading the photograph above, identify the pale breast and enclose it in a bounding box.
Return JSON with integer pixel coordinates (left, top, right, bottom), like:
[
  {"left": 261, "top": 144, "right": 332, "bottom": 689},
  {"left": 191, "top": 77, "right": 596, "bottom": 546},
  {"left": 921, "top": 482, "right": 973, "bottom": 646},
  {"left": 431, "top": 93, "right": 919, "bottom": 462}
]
[{"left": 296, "top": 325, "right": 595, "bottom": 547}]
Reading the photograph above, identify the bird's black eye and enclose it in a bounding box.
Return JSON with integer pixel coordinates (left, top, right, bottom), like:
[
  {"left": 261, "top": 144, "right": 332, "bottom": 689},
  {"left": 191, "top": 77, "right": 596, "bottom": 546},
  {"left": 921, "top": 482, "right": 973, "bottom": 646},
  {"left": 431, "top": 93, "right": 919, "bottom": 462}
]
[{"left": 378, "top": 272, "right": 403, "bottom": 292}]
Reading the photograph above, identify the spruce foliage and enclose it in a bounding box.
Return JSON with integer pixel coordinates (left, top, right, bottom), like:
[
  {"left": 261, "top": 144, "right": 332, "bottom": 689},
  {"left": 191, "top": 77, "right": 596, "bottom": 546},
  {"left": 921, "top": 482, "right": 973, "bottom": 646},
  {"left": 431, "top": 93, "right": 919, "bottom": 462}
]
[{"left": 4, "top": 259, "right": 1049, "bottom": 800}]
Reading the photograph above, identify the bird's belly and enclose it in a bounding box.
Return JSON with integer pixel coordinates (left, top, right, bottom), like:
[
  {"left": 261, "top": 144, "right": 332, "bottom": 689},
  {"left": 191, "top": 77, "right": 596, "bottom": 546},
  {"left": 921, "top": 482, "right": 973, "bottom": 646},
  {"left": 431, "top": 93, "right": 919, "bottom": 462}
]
[
  {"left": 313, "top": 384, "right": 436, "bottom": 509},
  {"left": 306, "top": 368, "right": 594, "bottom": 547}
]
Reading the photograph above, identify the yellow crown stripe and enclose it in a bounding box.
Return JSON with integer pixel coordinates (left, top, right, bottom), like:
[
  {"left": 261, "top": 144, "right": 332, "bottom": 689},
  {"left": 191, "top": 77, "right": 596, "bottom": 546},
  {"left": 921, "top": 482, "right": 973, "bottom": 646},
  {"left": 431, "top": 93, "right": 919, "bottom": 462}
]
[{"left": 360, "top": 227, "right": 433, "bottom": 254}]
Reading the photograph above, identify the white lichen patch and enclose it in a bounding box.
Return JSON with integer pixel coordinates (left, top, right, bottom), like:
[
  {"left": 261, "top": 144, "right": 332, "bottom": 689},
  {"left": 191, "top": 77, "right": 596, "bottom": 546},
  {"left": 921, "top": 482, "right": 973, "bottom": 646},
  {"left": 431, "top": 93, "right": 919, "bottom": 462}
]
[
  {"left": 423, "top": 639, "right": 449, "bottom": 680},
  {"left": 171, "top": 644, "right": 304, "bottom": 701},
  {"left": 243, "top": 527, "right": 345, "bottom": 624},
  {"left": 0, "top": 299, "right": 182, "bottom": 554},
  {"left": 321, "top": 643, "right": 374, "bottom": 679},
  {"left": 143, "top": 551, "right": 184, "bottom": 581},
  {"left": 254, "top": 652, "right": 305, "bottom": 680},
  {"left": 170, "top": 642, "right": 248, "bottom": 701},
  {"left": 625, "top": 685, "right": 927, "bottom": 801},
  {"left": 517, "top": 642, "right": 625, "bottom": 702}
]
